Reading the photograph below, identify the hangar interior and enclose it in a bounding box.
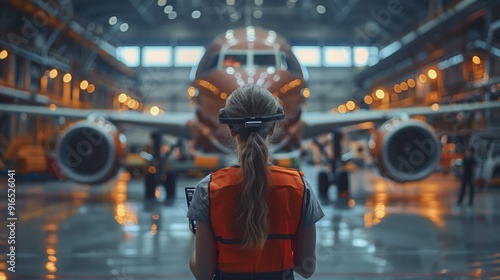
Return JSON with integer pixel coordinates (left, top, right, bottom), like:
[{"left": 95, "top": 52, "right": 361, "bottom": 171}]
[{"left": 1, "top": 0, "right": 500, "bottom": 279}]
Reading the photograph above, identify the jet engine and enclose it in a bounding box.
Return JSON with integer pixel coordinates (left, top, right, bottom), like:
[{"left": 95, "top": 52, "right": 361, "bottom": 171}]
[
  {"left": 56, "top": 118, "right": 126, "bottom": 184},
  {"left": 369, "top": 118, "right": 440, "bottom": 182}
]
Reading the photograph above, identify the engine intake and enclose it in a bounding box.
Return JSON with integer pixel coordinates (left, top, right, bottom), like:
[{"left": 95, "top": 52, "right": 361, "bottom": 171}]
[
  {"left": 369, "top": 119, "right": 440, "bottom": 182},
  {"left": 57, "top": 119, "right": 126, "bottom": 184}
]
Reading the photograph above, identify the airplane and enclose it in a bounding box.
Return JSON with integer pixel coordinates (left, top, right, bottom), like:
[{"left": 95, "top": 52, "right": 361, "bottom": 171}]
[{"left": 1, "top": 26, "right": 500, "bottom": 199}]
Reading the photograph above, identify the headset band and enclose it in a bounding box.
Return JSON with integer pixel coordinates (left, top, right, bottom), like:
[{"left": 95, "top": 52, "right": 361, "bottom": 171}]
[{"left": 219, "top": 106, "right": 285, "bottom": 130}]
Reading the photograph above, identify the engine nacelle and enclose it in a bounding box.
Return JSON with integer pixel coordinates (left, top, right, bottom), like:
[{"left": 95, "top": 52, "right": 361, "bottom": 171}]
[
  {"left": 369, "top": 118, "right": 441, "bottom": 182},
  {"left": 57, "top": 118, "right": 126, "bottom": 184}
]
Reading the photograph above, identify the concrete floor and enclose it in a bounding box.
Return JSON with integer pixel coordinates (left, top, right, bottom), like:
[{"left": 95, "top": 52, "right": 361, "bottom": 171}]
[{"left": 1, "top": 165, "right": 500, "bottom": 280}]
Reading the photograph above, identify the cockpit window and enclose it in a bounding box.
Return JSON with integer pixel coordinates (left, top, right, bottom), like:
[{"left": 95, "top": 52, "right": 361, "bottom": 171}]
[
  {"left": 221, "top": 52, "right": 277, "bottom": 69},
  {"left": 254, "top": 54, "right": 276, "bottom": 67},
  {"left": 223, "top": 54, "right": 246, "bottom": 68}
]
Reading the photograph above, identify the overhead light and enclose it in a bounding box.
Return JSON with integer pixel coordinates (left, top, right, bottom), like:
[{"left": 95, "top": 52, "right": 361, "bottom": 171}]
[
  {"left": 63, "top": 73, "right": 72, "bottom": 83},
  {"left": 393, "top": 84, "right": 401, "bottom": 93},
  {"left": 150, "top": 106, "right": 160, "bottom": 116},
  {"left": 109, "top": 16, "right": 117, "bottom": 25},
  {"left": 118, "top": 93, "right": 128, "bottom": 103},
  {"left": 253, "top": 10, "right": 262, "bottom": 19},
  {"left": 80, "top": 80, "right": 89, "bottom": 90},
  {"left": 127, "top": 99, "right": 136, "bottom": 109},
  {"left": 164, "top": 5, "right": 173, "bottom": 13},
  {"left": 419, "top": 74, "right": 427, "bottom": 83},
  {"left": 364, "top": 95, "right": 373, "bottom": 105},
  {"left": 427, "top": 69, "right": 437, "bottom": 79},
  {"left": 375, "top": 89, "right": 385, "bottom": 99},
  {"left": 286, "top": 1, "right": 295, "bottom": 8},
  {"left": 346, "top": 101, "right": 355, "bottom": 110},
  {"left": 191, "top": 10, "right": 201, "bottom": 19},
  {"left": 87, "top": 84, "right": 95, "bottom": 93},
  {"left": 316, "top": 5, "right": 326, "bottom": 14},
  {"left": 0, "top": 50, "right": 8, "bottom": 60},
  {"left": 226, "top": 0, "right": 235, "bottom": 5},
  {"left": 254, "top": 0, "right": 263, "bottom": 5},
  {"left": 168, "top": 11, "right": 177, "bottom": 19},
  {"left": 302, "top": 88, "right": 310, "bottom": 98},
  {"left": 472, "top": 55, "right": 481, "bottom": 65},
  {"left": 225, "top": 29, "right": 234, "bottom": 39},
  {"left": 49, "top": 69, "right": 58, "bottom": 79},
  {"left": 157, "top": 0, "right": 167, "bottom": 6},
  {"left": 120, "top": 23, "right": 129, "bottom": 32},
  {"left": 338, "top": 104, "right": 347, "bottom": 114},
  {"left": 132, "top": 101, "right": 140, "bottom": 110},
  {"left": 407, "top": 78, "right": 416, "bottom": 88},
  {"left": 230, "top": 12, "right": 240, "bottom": 22}
]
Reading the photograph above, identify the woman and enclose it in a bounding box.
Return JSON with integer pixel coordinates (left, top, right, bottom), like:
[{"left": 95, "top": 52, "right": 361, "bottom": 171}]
[{"left": 187, "top": 85, "right": 324, "bottom": 280}]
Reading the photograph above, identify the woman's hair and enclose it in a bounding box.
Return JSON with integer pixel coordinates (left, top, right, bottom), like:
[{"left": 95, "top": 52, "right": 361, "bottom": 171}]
[{"left": 224, "top": 84, "right": 281, "bottom": 249}]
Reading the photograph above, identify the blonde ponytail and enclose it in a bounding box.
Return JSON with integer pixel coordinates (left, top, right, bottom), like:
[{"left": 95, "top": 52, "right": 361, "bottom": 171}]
[{"left": 223, "top": 85, "right": 280, "bottom": 248}]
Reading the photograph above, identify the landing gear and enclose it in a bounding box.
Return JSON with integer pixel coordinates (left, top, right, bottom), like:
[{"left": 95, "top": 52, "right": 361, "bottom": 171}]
[
  {"left": 315, "top": 131, "right": 351, "bottom": 199},
  {"left": 318, "top": 170, "right": 330, "bottom": 198},
  {"left": 163, "top": 171, "right": 177, "bottom": 199},
  {"left": 145, "top": 132, "right": 180, "bottom": 200},
  {"left": 337, "top": 169, "right": 350, "bottom": 199},
  {"left": 145, "top": 171, "right": 157, "bottom": 199},
  {"left": 144, "top": 132, "right": 163, "bottom": 200}
]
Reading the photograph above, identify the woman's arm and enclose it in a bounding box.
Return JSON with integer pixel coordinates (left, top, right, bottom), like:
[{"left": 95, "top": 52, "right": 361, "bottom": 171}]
[
  {"left": 293, "top": 225, "right": 317, "bottom": 278},
  {"left": 189, "top": 222, "right": 217, "bottom": 280}
]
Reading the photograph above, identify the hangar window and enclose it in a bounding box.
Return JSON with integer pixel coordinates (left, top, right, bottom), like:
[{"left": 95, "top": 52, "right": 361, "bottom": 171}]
[
  {"left": 116, "top": 46, "right": 140, "bottom": 67},
  {"left": 353, "top": 47, "right": 379, "bottom": 67},
  {"left": 142, "top": 46, "right": 172, "bottom": 67},
  {"left": 291, "top": 46, "right": 321, "bottom": 67},
  {"left": 175, "top": 46, "right": 205, "bottom": 67},
  {"left": 323, "top": 47, "right": 351, "bottom": 67}
]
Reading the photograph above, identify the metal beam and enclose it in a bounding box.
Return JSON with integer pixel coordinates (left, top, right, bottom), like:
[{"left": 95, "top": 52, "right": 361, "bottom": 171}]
[
  {"left": 128, "top": 0, "right": 156, "bottom": 25},
  {"left": 356, "top": 0, "right": 493, "bottom": 87},
  {"left": 330, "top": 0, "right": 359, "bottom": 23}
]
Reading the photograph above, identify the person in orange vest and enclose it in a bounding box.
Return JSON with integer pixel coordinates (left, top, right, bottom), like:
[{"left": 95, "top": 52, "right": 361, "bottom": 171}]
[{"left": 187, "top": 85, "right": 324, "bottom": 280}]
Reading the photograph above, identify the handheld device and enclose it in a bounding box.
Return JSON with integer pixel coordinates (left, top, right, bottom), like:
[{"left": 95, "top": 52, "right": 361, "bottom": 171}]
[{"left": 185, "top": 187, "right": 197, "bottom": 234}]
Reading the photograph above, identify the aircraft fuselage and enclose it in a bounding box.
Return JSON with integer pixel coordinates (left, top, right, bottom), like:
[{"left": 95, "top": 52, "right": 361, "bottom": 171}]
[{"left": 189, "top": 27, "right": 308, "bottom": 161}]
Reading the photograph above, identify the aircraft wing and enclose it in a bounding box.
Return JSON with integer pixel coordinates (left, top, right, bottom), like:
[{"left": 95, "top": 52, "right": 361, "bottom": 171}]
[
  {"left": 301, "top": 101, "right": 500, "bottom": 139},
  {"left": 0, "top": 104, "right": 194, "bottom": 139}
]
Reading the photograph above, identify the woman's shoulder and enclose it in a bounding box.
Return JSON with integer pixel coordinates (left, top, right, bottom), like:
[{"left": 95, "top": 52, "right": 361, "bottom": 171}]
[{"left": 269, "top": 165, "right": 304, "bottom": 176}]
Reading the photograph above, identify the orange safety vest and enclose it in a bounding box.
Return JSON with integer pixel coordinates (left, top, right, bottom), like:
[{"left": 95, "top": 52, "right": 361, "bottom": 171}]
[{"left": 209, "top": 165, "right": 305, "bottom": 273}]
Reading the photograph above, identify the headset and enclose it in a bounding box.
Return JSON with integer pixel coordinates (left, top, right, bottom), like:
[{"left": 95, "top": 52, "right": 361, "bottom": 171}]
[{"left": 218, "top": 106, "right": 285, "bottom": 130}]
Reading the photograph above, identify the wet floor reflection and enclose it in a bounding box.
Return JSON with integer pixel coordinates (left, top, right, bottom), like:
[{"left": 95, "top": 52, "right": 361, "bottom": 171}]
[
  {"left": 313, "top": 169, "right": 500, "bottom": 278},
  {"left": 1, "top": 166, "right": 500, "bottom": 279}
]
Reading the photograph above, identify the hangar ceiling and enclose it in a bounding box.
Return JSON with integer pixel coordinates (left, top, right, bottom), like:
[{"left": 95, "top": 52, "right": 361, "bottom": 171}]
[{"left": 64, "top": 0, "right": 442, "bottom": 47}]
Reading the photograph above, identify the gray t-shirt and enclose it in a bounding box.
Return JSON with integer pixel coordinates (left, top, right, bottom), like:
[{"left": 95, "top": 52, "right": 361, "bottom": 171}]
[{"left": 186, "top": 173, "right": 324, "bottom": 227}]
